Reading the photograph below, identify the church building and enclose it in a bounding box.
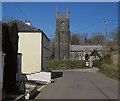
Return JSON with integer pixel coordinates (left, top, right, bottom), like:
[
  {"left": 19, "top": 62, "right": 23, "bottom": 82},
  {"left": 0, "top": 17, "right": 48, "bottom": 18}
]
[
  {"left": 55, "top": 9, "right": 108, "bottom": 60},
  {"left": 55, "top": 8, "right": 70, "bottom": 60}
]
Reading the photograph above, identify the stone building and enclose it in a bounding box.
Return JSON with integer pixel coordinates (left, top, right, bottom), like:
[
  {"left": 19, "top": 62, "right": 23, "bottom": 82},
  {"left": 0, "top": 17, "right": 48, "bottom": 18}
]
[
  {"left": 9, "top": 20, "right": 50, "bottom": 83},
  {"left": 55, "top": 8, "right": 70, "bottom": 60},
  {"left": 70, "top": 45, "right": 107, "bottom": 60},
  {"left": 54, "top": 9, "right": 108, "bottom": 60}
]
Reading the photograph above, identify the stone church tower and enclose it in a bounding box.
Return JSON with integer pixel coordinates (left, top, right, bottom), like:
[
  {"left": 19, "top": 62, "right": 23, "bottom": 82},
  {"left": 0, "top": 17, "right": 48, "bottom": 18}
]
[{"left": 55, "top": 8, "right": 70, "bottom": 60}]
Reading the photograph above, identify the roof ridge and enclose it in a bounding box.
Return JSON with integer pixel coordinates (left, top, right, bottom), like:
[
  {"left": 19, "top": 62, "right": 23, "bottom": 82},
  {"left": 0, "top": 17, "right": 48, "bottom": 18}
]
[{"left": 8, "top": 20, "right": 42, "bottom": 32}]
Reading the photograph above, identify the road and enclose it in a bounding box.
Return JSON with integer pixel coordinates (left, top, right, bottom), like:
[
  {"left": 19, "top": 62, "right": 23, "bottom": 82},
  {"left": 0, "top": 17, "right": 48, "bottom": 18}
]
[{"left": 35, "top": 69, "right": 118, "bottom": 99}]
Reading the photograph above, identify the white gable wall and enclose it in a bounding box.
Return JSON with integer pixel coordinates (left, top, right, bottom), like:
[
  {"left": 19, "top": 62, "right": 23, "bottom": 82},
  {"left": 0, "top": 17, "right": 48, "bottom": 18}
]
[{"left": 18, "top": 32, "right": 42, "bottom": 74}]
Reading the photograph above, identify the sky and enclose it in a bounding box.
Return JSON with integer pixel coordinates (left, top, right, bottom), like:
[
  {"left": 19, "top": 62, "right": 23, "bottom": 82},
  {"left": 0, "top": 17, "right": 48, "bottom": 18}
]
[{"left": 2, "top": 2, "right": 118, "bottom": 39}]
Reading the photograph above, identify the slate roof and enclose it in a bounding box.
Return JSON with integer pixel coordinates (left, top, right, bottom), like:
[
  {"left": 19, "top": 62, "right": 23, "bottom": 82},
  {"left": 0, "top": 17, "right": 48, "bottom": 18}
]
[
  {"left": 8, "top": 20, "right": 42, "bottom": 32},
  {"left": 70, "top": 45, "right": 108, "bottom": 52},
  {"left": 8, "top": 20, "right": 50, "bottom": 41},
  {"left": 0, "top": 21, "right": 8, "bottom": 27}
]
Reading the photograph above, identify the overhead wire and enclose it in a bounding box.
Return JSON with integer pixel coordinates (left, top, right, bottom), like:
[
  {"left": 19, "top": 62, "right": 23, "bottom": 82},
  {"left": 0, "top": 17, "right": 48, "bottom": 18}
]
[{"left": 78, "top": 19, "right": 103, "bottom": 32}]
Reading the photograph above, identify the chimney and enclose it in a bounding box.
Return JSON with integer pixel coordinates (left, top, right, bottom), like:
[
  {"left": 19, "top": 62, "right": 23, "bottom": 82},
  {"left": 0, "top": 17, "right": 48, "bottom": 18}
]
[
  {"left": 25, "top": 20, "right": 27, "bottom": 23},
  {"left": 25, "top": 20, "right": 31, "bottom": 26}
]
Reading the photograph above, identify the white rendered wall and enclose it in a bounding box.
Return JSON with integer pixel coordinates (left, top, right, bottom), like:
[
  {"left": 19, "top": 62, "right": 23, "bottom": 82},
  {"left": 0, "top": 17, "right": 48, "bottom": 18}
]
[{"left": 18, "top": 32, "right": 42, "bottom": 74}]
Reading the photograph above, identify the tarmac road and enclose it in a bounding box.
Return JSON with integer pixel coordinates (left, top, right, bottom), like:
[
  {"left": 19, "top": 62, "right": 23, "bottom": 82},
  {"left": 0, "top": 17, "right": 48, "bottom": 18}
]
[{"left": 35, "top": 69, "right": 118, "bottom": 99}]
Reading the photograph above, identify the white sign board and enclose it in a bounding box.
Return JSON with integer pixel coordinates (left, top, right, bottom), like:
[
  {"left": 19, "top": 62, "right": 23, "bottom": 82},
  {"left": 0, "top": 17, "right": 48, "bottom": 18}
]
[{"left": 27, "top": 72, "right": 51, "bottom": 83}]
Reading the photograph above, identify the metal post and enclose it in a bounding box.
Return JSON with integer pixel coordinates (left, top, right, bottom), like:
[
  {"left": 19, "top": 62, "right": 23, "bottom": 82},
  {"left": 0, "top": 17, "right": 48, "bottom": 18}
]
[
  {"left": 104, "top": 19, "right": 108, "bottom": 46},
  {"left": 104, "top": 19, "right": 108, "bottom": 55}
]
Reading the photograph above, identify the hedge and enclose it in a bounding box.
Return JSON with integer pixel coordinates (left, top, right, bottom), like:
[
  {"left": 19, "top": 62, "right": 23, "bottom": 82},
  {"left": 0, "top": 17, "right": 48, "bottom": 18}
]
[
  {"left": 94, "top": 58, "right": 119, "bottom": 80},
  {"left": 100, "top": 64, "right": 119, "bottom": 80},
  {"left": 49, "top": 60, "right": 86, "bottom": 70}
]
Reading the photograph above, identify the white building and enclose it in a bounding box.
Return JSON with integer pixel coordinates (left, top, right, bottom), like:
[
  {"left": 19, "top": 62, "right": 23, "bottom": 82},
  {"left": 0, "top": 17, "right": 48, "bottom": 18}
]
[{"left": 10, "top": 20, "right": 50, "bottom": 82}]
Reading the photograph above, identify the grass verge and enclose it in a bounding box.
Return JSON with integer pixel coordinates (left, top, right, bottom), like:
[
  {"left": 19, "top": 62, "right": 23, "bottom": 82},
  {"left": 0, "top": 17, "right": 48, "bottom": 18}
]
[{"left": 94, "top": 59, "right": 119, "bottom": 80}]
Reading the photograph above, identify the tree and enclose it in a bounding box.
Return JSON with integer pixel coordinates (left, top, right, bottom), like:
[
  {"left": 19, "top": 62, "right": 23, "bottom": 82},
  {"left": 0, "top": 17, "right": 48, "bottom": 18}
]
[
  {"left": 108, "top": 29, "right": 118, "bottom": 46},
  {"left": 2, "top": 16, "right": 15, "bottom": 23},
  {"left": 49, "top": 37, "right": 55, "bottom": 59},
  {"left": 105, "top": 28, "right": 119, "bottom": 55},
  {"left": 118, "top": 27, "right": 120, "bottom": 67},
  {"left": 70, "top": 33, "right": 80, "bottom": 45},
  {"left": 90, "top": 33, "right": 105, "bottom": 45},
  {"left": 80, "top": 33, "right": 88, "bottom": 45}
]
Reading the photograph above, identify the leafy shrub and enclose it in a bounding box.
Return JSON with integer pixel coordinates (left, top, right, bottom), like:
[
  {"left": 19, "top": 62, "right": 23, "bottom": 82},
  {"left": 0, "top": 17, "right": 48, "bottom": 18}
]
[
  {"left": 94, "top": 57, "right": 119, "bottom": 80},
  {"left": 49, "top": 60, "right": 86, "bottom": 70},
  {"left": 100, "top": 64, "right": 119, "bottom": 80},
  {"left": 94, "top": 59, "right": 103, "bottom": 69}
]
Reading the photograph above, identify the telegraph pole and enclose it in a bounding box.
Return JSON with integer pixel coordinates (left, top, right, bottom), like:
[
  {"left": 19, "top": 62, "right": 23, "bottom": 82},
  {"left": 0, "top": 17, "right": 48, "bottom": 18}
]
[{"left": 104, "top": 19, "right": 108, "bottom": 46}]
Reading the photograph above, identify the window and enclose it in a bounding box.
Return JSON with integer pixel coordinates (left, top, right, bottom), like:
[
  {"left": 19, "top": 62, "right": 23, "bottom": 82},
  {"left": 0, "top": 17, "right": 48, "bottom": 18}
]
[{"left": 60, "top": 21, "right": 65, "bottom": 30}]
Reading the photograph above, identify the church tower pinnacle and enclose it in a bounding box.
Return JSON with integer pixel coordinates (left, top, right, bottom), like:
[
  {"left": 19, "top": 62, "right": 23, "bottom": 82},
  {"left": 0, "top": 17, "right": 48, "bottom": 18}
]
[
  {"left": 66, "top": 8, "right": 69, "bottom": 18},
  {"left": 56, "top": 8, "right": 59, "bottom": 18}
]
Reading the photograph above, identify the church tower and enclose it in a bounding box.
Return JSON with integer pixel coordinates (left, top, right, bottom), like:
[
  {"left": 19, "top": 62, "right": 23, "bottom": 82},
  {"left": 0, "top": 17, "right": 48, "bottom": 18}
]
[{"left": 55, "top": 8, "right": 70, "bottom": 60}]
